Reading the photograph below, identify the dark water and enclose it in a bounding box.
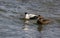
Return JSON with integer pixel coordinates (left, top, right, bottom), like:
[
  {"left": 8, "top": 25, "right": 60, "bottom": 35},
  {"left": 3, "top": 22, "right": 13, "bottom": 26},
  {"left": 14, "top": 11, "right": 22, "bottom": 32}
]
[{"left": 0, "top": 0, "right": 60, "bottom": 38}]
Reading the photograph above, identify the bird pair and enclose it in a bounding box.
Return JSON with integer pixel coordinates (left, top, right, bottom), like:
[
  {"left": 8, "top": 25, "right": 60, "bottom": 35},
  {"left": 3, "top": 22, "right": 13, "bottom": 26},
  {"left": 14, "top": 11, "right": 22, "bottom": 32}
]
[{"left": 25, "top": 12, "right": 51, "bottom": 25}]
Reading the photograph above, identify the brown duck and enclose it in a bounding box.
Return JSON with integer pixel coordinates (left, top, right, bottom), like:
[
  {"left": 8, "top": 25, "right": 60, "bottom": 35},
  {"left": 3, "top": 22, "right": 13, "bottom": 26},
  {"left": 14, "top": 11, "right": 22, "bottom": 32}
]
[
  {"left": 37, "top": 18, "right": 51, "bottom": 25},
  {"left": 37, "top": 15, "right": 44, "bottom": 19}
]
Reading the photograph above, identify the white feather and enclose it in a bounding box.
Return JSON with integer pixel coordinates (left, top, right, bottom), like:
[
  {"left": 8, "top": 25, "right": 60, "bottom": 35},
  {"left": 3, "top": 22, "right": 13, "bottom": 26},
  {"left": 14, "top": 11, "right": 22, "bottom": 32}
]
[{"left": 25, "top": 14, "right": 37, "bottom": 19}]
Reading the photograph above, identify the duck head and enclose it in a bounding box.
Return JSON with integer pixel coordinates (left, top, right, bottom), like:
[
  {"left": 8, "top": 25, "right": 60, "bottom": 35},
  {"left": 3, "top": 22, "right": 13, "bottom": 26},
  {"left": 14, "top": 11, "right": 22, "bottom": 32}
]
[
  {"left": 25, "top": 12, "right": 27, "bottom": 15},
  {"left": 37, "top": 15, "right": 44, "bottom": 19}
]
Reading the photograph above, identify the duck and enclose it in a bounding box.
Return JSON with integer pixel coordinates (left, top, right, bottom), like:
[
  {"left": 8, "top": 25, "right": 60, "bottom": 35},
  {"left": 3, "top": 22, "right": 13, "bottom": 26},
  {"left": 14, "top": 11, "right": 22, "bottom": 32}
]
[
  {"left": 37, "top": 18, "right": 51, "bottom": 25},
  {"left": 25, "top": 12, "right": 38, "bottom": 19},
  {"left": 37, "top": 15, "right": 44, "bottom": 19}
]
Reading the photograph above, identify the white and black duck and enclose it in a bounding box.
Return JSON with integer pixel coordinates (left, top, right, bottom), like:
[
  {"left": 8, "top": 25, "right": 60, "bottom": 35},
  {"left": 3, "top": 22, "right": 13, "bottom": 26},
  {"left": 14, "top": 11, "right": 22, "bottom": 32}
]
[{"left": 25, "top": 12, "right": 38, "bottom": 19}]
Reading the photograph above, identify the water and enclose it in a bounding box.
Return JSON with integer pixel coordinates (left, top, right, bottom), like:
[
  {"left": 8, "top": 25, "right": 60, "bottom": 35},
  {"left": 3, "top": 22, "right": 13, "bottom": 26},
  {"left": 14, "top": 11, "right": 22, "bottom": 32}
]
[{"left": 0, "top": 0, "right": 60, "bottom": 38}]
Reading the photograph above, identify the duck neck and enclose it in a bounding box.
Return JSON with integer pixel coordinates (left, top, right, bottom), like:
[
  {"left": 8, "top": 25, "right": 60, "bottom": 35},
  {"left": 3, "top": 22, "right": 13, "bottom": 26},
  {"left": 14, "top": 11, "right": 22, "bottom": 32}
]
[{"left": 25, "top": 14, "right": 29, "bottom": 19}]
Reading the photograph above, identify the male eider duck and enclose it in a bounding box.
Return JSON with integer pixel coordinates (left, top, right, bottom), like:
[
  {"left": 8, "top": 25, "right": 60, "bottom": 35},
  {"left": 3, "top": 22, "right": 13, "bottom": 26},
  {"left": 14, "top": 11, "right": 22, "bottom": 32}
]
[
  {"left": 37, "top": 18, "right": 51, "bottom": 25},
  {"left": 25, "top": 12, "right": 38, "bottom": 19}
]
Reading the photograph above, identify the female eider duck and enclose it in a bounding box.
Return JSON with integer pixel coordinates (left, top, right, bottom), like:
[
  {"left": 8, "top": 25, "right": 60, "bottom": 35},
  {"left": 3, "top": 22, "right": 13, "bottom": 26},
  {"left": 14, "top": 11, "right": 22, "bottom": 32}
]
[
  {"left": 37, "top": 17, "right": 51, "bottom": 25},
  {"left": 25, "top": 12, "right": 38, "bottom": 19},
  {"left": 37, "top": 15, "right": 44, "bottom": 19}
]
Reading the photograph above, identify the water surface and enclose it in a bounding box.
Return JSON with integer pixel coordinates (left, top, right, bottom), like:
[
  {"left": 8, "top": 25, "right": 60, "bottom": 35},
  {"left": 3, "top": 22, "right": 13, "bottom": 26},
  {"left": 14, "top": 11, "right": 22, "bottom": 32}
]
[{"left": 0, "top": 0, "right": 60, "bottom": 38}]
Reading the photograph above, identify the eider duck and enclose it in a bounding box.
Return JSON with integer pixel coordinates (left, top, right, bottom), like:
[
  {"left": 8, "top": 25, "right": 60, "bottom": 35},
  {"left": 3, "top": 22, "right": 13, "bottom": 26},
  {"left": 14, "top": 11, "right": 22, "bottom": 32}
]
[
  {"left": 37, "top": 18, "right": 51, "bottom": 25},
  {"left": 25, "top": 12, "right": 38, "bottom": 19},
  {"left": 37, "top": 15, "right": 44, "bottom": 19}
]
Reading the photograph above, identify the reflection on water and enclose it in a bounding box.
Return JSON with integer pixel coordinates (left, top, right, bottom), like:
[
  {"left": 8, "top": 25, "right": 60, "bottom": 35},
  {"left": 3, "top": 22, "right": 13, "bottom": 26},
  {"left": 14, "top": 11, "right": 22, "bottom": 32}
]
[
  {"left": 37, "top": 25, "right": 43, "bottom": 31},
  {"left": 22, "top": 19, "right": 43, "bottom": 32},
  {"left": 21, "top": 20, "right": 41, "bottom": 38},
  {"left": 22, "top": 20, "right": 30, "bottom": 31},
  {"left": 0, "top": 0, "right": 60, "bottom": 38}
]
